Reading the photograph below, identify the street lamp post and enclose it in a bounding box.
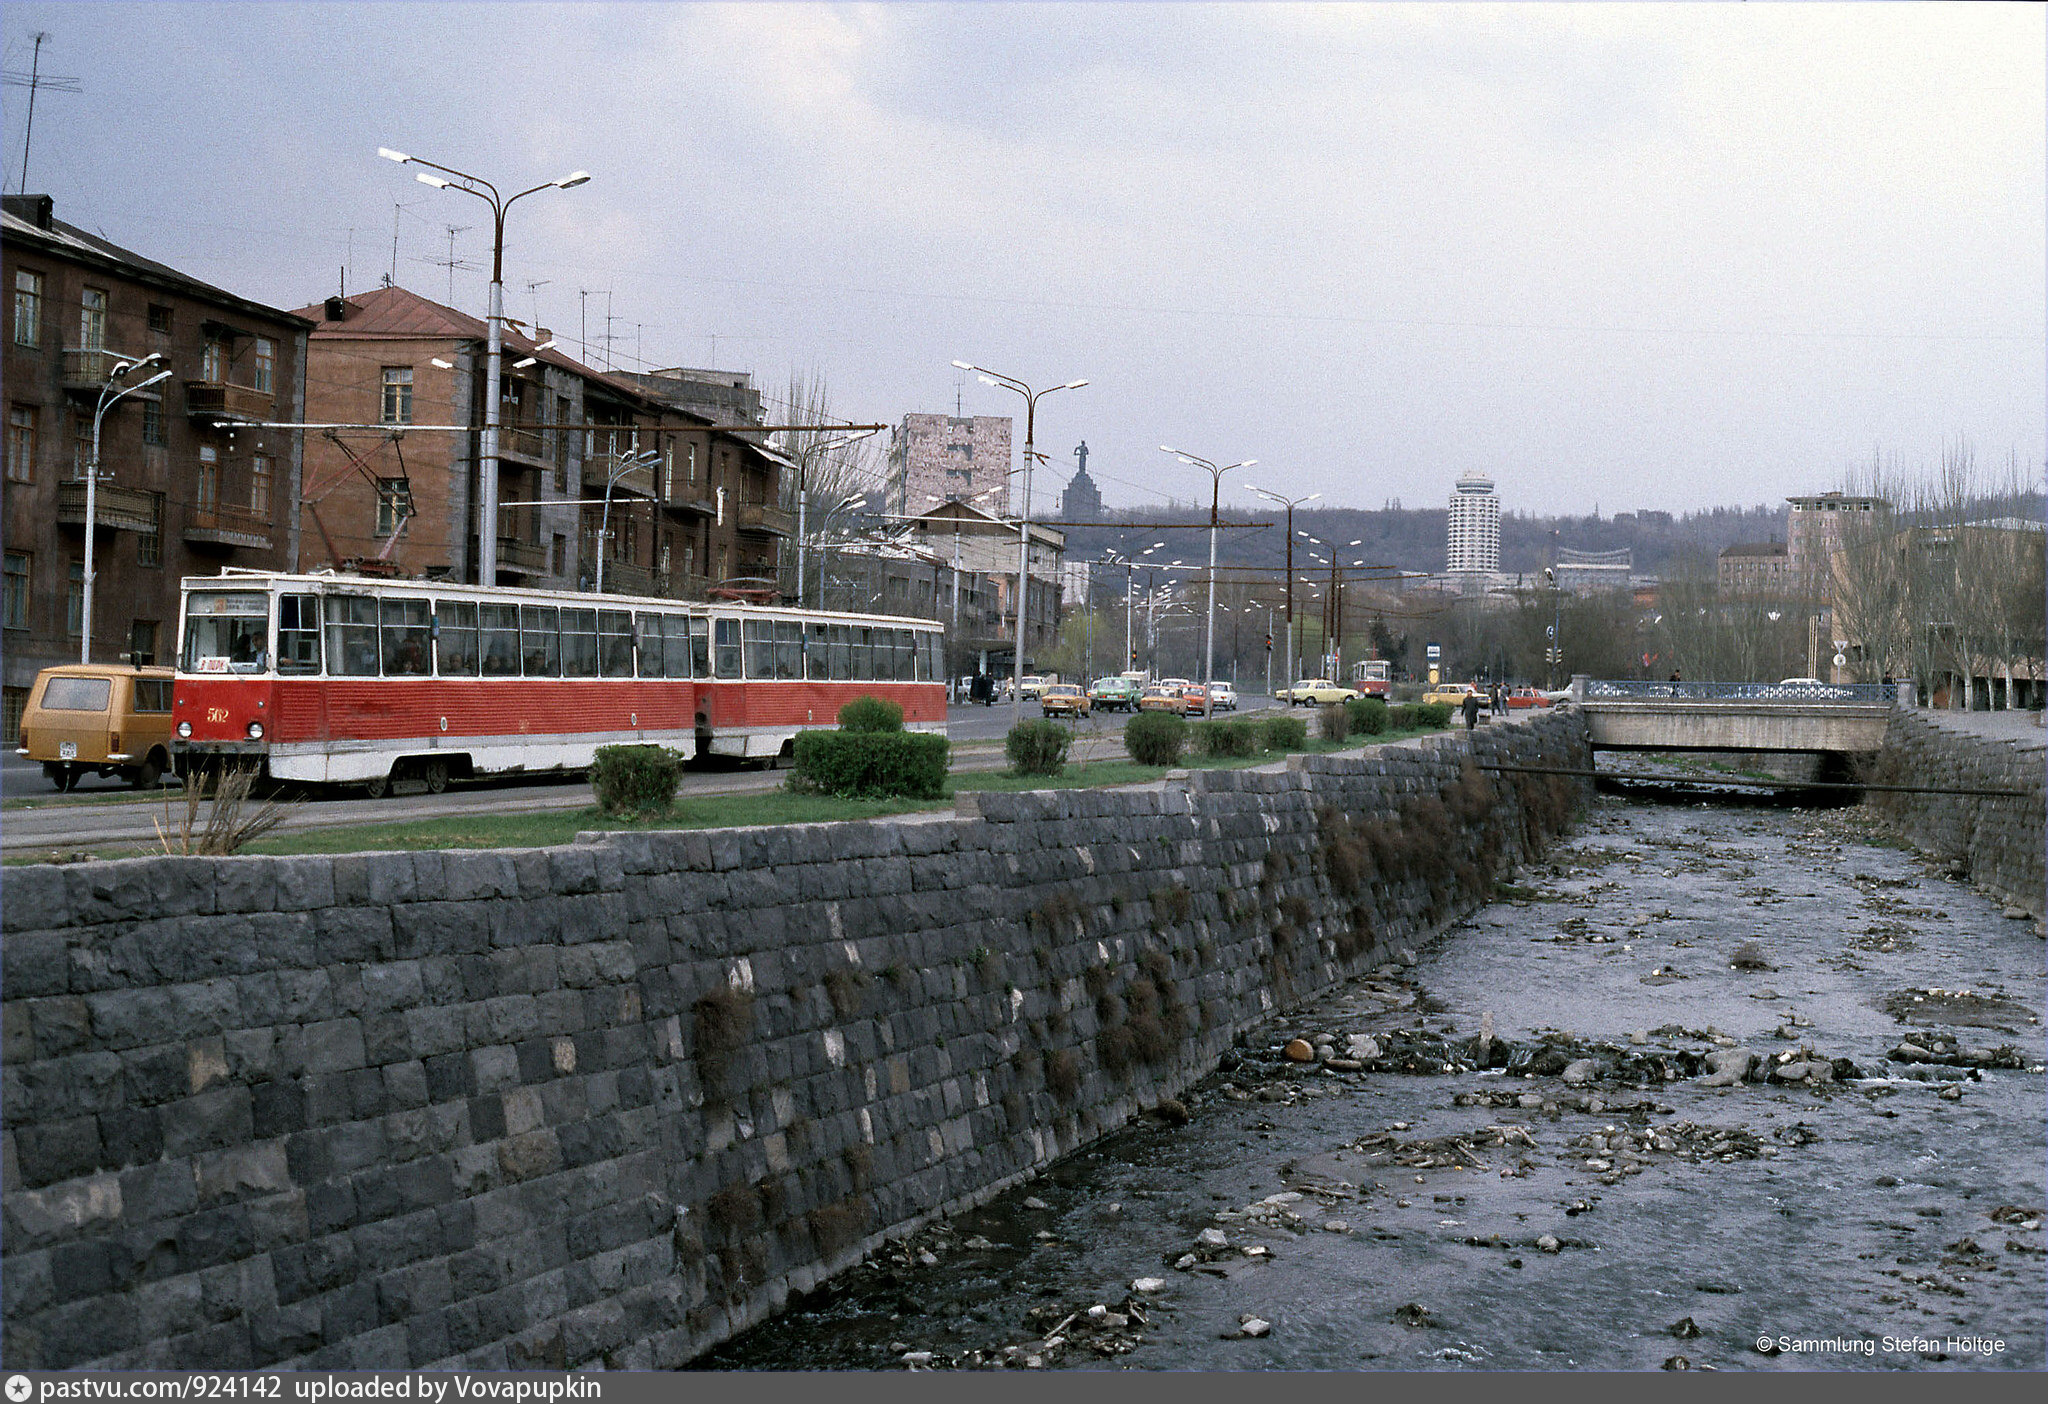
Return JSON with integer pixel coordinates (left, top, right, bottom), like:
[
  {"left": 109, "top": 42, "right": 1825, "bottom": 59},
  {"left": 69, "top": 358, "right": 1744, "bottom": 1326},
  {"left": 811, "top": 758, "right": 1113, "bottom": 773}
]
[
  {"left": 951, "top": 361, "right": 1086, "bottom": 728},
  {"left": 82, "top": 355, "right": 172, "bottom": 663},
  {"left": 380, "top": 147, "right": 589, "bottom": 587},
  {"left": 795, "top": 429, "right": 878, "bottom": 608},
  {"left": 1161, "top": 446, "right": 1253, "bottom": 714},
  {"left": 1246, "top": 484, "right": 1319, "bottom": 690},
  {"left": 594, "top": 450, "right": 660, "bottom": 594}
]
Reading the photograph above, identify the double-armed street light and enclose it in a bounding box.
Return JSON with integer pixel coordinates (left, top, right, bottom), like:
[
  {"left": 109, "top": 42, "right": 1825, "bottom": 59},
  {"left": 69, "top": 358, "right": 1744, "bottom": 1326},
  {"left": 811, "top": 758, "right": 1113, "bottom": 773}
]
[
  {"left": 1161, "top": 446, "right": 1253, "bottom": 713},
  {"left": 380, "top": 147, "right": 589, "bottom": 587},
  {"left": 794, "top": 428, "right": 879, "bottom": 607},
  {"left": 1245, "top": 483, "right": 1319, "bottom": 687},
  {"left": 951, "top": 361, "right": 1086, "bottom": 727},
  {"left": 82, "top": 354, "right": 173, "bottom": 663}
]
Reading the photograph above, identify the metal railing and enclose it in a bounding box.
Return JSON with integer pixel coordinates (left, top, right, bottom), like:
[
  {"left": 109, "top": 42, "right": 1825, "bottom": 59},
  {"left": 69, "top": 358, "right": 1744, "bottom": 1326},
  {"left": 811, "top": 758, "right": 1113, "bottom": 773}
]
[
  {"left": 183, "top": 502, "right": 273, "bottom": 548},
  {"left": 182, "top": 381, "right": 273, "bottom": 421},
  {"left": 1581, "top": 679, "right": 1893, "bottom": 703}
]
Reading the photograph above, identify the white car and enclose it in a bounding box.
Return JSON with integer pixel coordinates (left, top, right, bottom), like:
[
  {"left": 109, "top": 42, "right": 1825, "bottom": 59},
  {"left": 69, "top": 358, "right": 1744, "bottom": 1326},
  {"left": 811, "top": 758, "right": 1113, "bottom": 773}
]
[{"left": 1206, "top": 681, "right": 1238, "bottom": 711}]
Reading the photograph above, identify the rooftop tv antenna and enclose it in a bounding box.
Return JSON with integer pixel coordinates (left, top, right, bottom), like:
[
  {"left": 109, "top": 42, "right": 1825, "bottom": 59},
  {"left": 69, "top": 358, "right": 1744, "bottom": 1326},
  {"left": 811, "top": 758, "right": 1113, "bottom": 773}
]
[{"left": 5, "top": 33, "right": 81, "bottom": 195}]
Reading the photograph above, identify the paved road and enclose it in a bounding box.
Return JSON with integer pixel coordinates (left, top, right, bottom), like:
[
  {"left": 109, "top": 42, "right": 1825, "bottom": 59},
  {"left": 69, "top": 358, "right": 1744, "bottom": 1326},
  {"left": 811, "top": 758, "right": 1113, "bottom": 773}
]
[{"left": 1, "top": 696, "right": 1282, "bottom": 856}]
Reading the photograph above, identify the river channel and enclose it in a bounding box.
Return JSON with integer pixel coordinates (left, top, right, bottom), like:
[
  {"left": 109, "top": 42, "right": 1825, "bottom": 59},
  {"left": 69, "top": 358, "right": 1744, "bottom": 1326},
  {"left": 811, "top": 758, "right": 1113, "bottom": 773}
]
[{"left": 695, "top": 789, "right": 2046, "bottom": 1372}]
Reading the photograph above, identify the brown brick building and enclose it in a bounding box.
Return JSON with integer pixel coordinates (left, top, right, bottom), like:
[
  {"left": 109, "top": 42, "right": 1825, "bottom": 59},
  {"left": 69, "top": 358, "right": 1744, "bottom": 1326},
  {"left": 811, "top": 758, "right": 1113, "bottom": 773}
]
[
  {"left": 297, "top": 286, "right": 789, "bottom": 595},
  {"left": 1716, "top": 539, "right": 1790, "bottom": 596},
  {"left": 2, "top": 194, "right": 311, "bottom": 735}
]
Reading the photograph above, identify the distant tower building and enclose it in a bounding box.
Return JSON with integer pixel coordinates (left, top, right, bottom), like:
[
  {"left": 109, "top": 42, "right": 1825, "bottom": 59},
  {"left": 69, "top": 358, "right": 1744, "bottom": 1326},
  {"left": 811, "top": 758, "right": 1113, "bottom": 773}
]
[
  {"left": 886, "top": 413, "right": 1012, "bottom": 518},
  {"left": 1786, "top": 491, "right": 1886, "bottom": 604},
  {"left": 1446, "top": 470, "right": 1500, "bottom": 576},
  {"left": 1060, "top": 441, "right": 1104, "bottom": 522}
]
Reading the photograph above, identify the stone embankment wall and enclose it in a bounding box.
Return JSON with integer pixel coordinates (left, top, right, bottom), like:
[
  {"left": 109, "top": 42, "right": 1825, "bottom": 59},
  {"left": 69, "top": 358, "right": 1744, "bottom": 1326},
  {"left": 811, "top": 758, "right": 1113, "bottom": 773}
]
[
  {"left": 2, "top": 713, "right": 1589, "bottom": 1370},
  {"left": 1869, "top": 710, "right": 2045, "bottom": 919}
]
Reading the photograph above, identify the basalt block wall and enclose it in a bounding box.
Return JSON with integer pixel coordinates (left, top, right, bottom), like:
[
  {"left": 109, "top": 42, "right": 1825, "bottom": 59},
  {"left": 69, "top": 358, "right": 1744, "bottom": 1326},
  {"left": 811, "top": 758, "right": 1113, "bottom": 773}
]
[
  {"left": 2, "top": 713, "right": 1590, "bottom": 1370},
  {"left": 1869, "top": 710, "right": 2045, "bottom": 919}
]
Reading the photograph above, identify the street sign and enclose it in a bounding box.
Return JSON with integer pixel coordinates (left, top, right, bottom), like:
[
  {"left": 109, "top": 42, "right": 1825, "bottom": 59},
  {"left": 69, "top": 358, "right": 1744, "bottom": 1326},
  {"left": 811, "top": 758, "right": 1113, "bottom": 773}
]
[
  {"left": 1426, "top": 643, "right": 1440, "bottom": 660},
  {"left": 1833, "top": 652, "right": 1847, "bottom": 667}
]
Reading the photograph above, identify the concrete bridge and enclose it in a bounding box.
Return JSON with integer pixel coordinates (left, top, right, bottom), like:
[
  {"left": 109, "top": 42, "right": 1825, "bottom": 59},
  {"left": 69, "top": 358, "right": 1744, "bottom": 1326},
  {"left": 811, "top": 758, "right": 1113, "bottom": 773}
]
[{"left": 1568, "top": 677, "right": 1895, "bottom": 755}]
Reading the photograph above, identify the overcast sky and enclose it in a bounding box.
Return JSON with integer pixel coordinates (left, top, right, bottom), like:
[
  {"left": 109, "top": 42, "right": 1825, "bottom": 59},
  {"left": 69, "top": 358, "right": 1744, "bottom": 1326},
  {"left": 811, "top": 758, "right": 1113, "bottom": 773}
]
[{"left": 6, "top": 2, "right": 2041, "bottom": 519}]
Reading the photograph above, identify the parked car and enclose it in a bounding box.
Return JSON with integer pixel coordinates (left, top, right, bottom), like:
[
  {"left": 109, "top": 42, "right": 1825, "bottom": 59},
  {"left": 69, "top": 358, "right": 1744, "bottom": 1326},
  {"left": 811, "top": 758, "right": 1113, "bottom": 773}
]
[
  {"left": 1039, "top": 683, "right": 1091, "bottom": 718},
  {"left": 17, "top": 663, "right": 177, "bottom": 790},
  {"left": 1277, "top": 678, "right": 1359, "bottom": 706},
  {"left": 1017, "top": 674, "right": 1056, "bottom": 700},
  {"left": 1206, "top": 681, "right": 1238, "bottom": 712},
  {"left": 1502, "top": 686, "right": 1558, "bottom": 710},
  {"left": 1088, "top": 676, "right": 1140, "bottom": 712},
  {"left": 1138, "top": 685, "right": 1188, "bottom": 714},
  {"left": 1422, "top": 682, "right": 1484, "bottom": 709}
]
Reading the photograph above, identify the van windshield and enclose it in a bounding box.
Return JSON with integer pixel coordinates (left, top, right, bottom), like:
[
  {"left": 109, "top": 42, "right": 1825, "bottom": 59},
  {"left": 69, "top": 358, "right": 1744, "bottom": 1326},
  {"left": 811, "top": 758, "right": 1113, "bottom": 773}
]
[
  {"left": 182, "top": 592, "right": 270, "bottom": 673},
  {"left": 39, "top": 676, "right": 111, "bottom": 711}
]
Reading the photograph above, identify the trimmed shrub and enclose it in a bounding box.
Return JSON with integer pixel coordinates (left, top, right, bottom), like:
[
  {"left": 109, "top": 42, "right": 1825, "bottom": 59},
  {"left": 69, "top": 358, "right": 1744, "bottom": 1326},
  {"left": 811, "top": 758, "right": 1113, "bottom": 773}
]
[
  {"left": 790, "top": 730, "right": 948, "bottom": 798},
  {"left": 837, "top": 694, "right": 904, "bottom": 733},
  {"left": 1317, "top": 703, "right": 1349, "bottom": 741},
  {"left": 1260, "top": 714, "right": 1308, "bottom": 751},
  {"left": 1005, "top": 719, "right": 1070, "bottom": 776},
  {"left": 590, "top": 743, "right": 687, "bottom": 816},
  {"left": 1193, "top": 717, "right": 1259, "bottom": 758},
  {"left": 1346, "top": 697, "right": 1389, "bottom": 735},
  {"left": 1125, "top": 711, "right": 1188, "bottom": 766},
  {"left": 1387, "top": 703, "right": 1420, "bottom": 730},
  {"left": 1418, "top": 701, "right": 1454, "bottom": 728}
]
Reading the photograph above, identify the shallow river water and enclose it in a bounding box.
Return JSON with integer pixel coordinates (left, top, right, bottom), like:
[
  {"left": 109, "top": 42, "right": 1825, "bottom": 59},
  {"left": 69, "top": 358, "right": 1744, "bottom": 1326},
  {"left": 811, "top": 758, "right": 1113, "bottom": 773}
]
[{"left": 696, "top": 792, "right": 2047, "bottom": 1372}]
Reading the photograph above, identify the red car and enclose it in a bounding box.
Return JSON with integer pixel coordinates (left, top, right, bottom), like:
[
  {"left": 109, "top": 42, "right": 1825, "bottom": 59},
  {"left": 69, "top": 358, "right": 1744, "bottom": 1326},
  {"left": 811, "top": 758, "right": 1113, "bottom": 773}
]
[
  {"left": 1502, "top": 687, "right": 1561, "bottom": 710},
  {"left": 1180, "top": 684, "right": 1212, "bottom": 717}
]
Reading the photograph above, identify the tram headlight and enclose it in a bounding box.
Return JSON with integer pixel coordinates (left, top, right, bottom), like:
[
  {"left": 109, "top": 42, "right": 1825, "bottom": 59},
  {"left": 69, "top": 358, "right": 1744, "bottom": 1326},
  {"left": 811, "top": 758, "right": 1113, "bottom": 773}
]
[
  {"left": 246, "top": 721, "right": 265, "bottom": 740},
  {"left": 177, "top": 721, "right": 192, "bottom": 738}
]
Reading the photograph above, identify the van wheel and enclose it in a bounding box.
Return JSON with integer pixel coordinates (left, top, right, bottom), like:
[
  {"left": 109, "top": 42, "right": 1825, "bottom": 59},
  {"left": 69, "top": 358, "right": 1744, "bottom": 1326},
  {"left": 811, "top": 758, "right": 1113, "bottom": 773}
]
[
  {"left": 421, "top": 758, "right": 449, "bottom": 794},
  {"left": 363, "top": 772, "right": 390, "bottom": 799},
  {"left": 44, "top": 762, "right": 75, "bottom": 792},
  {"left": 133, "top": 752, "right": 165, "bottom": 789}
]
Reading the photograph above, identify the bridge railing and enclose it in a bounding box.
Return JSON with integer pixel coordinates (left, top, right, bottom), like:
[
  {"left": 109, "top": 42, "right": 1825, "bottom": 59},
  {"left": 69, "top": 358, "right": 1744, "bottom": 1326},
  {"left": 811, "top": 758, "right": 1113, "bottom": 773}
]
[{"left": 1581, "top": 679, "right": 1893, "bottom": 703}]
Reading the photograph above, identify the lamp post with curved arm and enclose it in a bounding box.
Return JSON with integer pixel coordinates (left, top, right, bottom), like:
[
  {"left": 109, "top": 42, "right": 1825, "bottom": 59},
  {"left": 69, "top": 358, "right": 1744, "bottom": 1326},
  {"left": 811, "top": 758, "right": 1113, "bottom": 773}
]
[
  {"left": 1245, "top": 484, "right": 1319, "bottom": 692},
  {"left": 83, "top": 354, "right": 172, "bottom": 663},
  {"left": 380, "top": 147, "right": 589, "bottom": 587},
  {"left": 1161, "top": 446, "right": 1253, "bottom": 713},
  {"left": 594, "top": 449, "right": 660, "bottom": 595},
  {"left": 951, "top": 361, "right": 1086, "bottom": 727}
]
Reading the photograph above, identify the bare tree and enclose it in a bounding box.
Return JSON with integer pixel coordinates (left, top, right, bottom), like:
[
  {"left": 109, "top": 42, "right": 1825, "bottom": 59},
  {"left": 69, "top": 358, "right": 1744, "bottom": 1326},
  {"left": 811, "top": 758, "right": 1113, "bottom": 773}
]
[{"left": 772, "top": 369, "right": 885, "bottom": 604}]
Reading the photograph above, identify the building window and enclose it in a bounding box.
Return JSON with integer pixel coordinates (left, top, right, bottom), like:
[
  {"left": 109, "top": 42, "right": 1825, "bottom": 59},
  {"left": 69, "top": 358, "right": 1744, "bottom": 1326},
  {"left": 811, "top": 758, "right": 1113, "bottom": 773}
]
[
  {"left": 686, "top": 442, "right": 698, "bottom": 483},
  {"left": 141, "top": 399, "right": 165, "bottom": 446},
  {"left": 12, "top": 270, "right": 42, "bottom": 347},
  {"left": 375, "top": 477, "right": 412, "bottom": 536},
  {"left": 66, "top": 560, "right": 83, "bottom": 635},
  {"left": 6, "top": 405, "right": 34, "bottom": 483},
  {"left": 253, "top": 338, "right": 275, "bottom": 393},
  {"left": 250, "top": 454, "right": 272, "bottom": 515},
  {"left": 79, "top": 288, "right": 107, "bottom": 351},
  {"left": 2, "top": 552, "right": 27, "bottom": 629},
  {"left": 552, "top": 533, "right": 567, "bottom": 576},
  {"left": 71, "top": 411, "right": 91, "bottom": 479},
  {"left": 128, "top": 620, "right": 158, "bottom": 667},
  {"left": 147, "top": 304, "right": 172, "bottom": 336},
  {"left": 137, "top": 494, "right": 162, "bottom": 568},
  {"left": 381, "top": 367, "right": 413, "bottom": 424},
  {"left": 196, "top": 446, "right": 218, "bottom": 513},
  {"left": 201, "top": 338, "right": 224, "bottom": 382}
]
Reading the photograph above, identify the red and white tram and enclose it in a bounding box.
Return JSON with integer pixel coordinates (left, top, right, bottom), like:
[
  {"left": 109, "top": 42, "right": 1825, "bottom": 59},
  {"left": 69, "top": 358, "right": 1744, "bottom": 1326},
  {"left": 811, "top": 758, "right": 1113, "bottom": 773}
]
[{"left": 171, "top": 569, "right": 947, "bottom": 794}]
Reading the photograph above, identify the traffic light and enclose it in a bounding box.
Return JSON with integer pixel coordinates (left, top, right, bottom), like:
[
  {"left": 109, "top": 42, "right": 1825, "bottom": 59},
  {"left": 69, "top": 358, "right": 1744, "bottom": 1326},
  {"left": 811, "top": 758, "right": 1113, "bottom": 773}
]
[
  {"left": 1130, "top": 647, "right": 1139, "bottom": 666},
  {"left": 1264, "top": 634, "right": 1273, "bottom": 652}
]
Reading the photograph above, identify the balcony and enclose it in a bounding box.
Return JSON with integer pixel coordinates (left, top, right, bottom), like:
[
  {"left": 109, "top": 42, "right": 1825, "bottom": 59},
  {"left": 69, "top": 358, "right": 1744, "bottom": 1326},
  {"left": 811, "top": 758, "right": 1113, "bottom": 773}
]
[
  {"left": 183, "top": 503, "right": 273, "bottom": 551},
  {"left": 57, "top": 480, "right": 160, "bottom": 534},
  {"left": 735, "top": 502, "right": 795, "bottom": 538},
  {"left": 496, "top": 538, "right": 549, "bottom": 578},
  {"left": 62, "top": 349, "right": 168, "bottom": 399},
  {"left": 498, "top": 425, "right": 547, "bottom": 463},
  {"left": 596, "top": 561, "right": 657, "bottom": 597},
  {"left": 183, "top": 381, "right": 274, "bottom": 424},
  {"left": 661, "top": 481, "right": 715, "bottom": 516},
  {"left": 583, "top": 461, "right": 656, "bottom": 499}
]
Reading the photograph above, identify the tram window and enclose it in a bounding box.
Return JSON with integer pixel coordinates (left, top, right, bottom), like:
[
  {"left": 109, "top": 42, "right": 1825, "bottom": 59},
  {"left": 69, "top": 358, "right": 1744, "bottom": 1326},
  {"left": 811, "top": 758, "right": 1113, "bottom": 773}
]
[
  {"left": 774, "top": 620, "right": 802, "bottom": 679},
  {"left": 325, "top": 595, "right": 380, "bottom": 676},
  {"left": 560, "top": 608, "right": 598, "bottom": 678},
  {"left": 744, "top": 618, "right": 775, "bottom": 680},
  {"left": 871, "top": 628, "right": 894, "bottom": 680},
  {"left": 520, "top": 605, "right": 560, "bottom": 676},
  {"left": 599, "top": 611, "right": 634, "bottom": 677},
  {"left": 806, "top": 622, "right": 829, "bottom": 679},
  {"left": 184, "top": 591, "right": 271, "bottom": 674},
  {"left": 851, "top": 626, "right": 872, "bottom": 680},
  {"left": 897, "top": 630, "right": 917, "bottom": 681},
  {"left": 436, "top": 601, "right": 479, "bottom": 677},
  {"left": 690, "top": 618, "right": 710, "bottom": 678},
  {"left": 914, "top": 630, "right": 932, "bottom": 682},
  {"left": 663, "top": 615, "right": 692, "bottom": 679},
  {"left": 635, "top": 613, "right": 665, "bottom": 678},
  {"left": 714, "top": 619, "right": 741, "bottom": 678},
  {"left": 277, "top": 594, "right": 322, "bottom": 675},
  {"left": 828, "top": 624, "right": 849, "bottom": 680},
  {"left": 381, "top": 598, "right": 433, "bottom": 676},
  {"left": 480, "top": 604, "right": 520, "bottom": 676}
]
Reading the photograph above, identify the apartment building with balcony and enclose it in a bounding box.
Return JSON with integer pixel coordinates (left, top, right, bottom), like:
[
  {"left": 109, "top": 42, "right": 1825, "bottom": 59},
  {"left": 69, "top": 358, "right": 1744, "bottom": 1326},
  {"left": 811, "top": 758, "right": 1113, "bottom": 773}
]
[
  {"left": 2, "top": 194, "right": 311, "bottom": 735},
  {"left": 296, "top": 286, "right": 788, "bottom": 599}
]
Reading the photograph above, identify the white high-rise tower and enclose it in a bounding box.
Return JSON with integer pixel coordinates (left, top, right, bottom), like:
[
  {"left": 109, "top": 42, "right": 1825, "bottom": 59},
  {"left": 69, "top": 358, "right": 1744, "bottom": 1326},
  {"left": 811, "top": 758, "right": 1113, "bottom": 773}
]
[{"left": 1446, "top": 470, "right": 1500, "bottom": 575}]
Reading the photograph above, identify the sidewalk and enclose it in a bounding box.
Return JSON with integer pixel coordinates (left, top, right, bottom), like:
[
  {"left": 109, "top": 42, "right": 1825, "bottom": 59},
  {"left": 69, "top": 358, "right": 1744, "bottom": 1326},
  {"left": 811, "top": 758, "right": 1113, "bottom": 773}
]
[{"left": 1910, "top": 704, "right": 2047, "bottom": 752}]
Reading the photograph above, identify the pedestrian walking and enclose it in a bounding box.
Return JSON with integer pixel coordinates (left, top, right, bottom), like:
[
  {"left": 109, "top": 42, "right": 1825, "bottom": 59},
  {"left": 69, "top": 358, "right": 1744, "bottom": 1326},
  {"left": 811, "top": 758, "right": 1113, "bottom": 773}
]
[{"left": 1462, "top": 691, "right": 1481, "bottom": 731}]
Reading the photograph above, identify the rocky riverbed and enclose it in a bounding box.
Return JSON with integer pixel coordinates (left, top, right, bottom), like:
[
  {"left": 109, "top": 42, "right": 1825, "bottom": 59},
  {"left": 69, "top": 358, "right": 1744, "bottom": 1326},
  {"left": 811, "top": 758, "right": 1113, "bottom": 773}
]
[{"left": 693, "top": 793, "right": 2046, "bottom": 1372}]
